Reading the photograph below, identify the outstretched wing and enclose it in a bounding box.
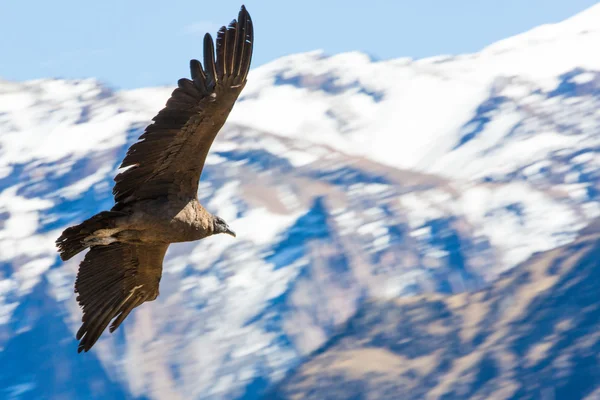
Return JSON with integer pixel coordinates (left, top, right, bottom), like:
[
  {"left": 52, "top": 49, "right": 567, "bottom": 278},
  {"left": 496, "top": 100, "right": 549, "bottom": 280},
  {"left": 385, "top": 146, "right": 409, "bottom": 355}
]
[
  {"left": 113, "top": 5, "right": 254, "bottom": 206},
  {"left": 74, "top": 242, "right": 169, "bottom": 353}
]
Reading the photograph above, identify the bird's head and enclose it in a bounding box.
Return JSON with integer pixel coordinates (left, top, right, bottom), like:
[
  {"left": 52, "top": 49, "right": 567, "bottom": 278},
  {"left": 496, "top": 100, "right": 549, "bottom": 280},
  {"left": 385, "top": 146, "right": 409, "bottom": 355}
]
[{"left": 213, "top": 216, "right": 236, "bottom": 238}]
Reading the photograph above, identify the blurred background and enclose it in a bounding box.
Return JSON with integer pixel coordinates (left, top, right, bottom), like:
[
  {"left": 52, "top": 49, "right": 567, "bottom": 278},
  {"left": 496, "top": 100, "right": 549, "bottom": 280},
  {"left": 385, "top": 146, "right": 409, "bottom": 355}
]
[{"left": 1, "top": 1, "right": 600, "bottom": 399}]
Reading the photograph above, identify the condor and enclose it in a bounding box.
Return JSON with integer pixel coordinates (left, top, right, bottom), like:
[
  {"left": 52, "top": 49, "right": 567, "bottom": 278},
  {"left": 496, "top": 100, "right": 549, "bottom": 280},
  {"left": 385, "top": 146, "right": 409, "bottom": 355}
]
[{"left": 56, "top": 5, "right": 253, "bottom": 353}]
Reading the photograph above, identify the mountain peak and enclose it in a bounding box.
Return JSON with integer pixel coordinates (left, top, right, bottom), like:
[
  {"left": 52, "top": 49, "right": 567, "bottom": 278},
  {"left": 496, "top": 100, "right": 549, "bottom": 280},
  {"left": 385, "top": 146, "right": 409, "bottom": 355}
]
[{"left": 482, "top": 3, "right": 600, "bottom": 57}]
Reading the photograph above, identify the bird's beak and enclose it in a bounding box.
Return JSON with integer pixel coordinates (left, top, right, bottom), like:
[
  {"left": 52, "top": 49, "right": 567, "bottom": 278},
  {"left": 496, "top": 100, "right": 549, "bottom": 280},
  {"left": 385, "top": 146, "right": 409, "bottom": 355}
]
[{"left": 225, "top": 227, "right": 236, "bottom": 238}]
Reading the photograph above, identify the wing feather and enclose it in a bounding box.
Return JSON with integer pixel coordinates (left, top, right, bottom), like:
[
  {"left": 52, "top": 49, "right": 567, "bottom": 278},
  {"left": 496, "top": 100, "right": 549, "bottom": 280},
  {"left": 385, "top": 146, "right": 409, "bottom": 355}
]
[
  {"left": 112, "top": 6, "right": 254, "bottom": 206},
  {"left": 203, "top": 33, "right": 218, "bottom": 90},
  {"left": 74, "top": 243, "right": 168, "bottom": 353},
  {"left": 225, "top": 19, "right": 238, "bottom": 74},
  {"left": 216, "top": 26, "right": 227, "bottom": 78}
]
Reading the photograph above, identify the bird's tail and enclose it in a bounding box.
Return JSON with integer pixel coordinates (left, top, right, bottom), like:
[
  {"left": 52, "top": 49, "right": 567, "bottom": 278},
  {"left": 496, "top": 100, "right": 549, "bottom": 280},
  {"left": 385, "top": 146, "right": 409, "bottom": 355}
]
[{"left": 56, "top": 211, "right": 125, "bottom": 261}]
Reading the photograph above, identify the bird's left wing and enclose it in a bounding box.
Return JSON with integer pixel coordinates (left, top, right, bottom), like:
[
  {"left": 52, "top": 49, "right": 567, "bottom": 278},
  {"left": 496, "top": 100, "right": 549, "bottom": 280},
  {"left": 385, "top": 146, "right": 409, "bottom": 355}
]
[
  {"left": 74, "top": 242, "right": 169, "bottom": 352},
  {"left": 113, "top": 5, "right": 253, "bottom": 206}
]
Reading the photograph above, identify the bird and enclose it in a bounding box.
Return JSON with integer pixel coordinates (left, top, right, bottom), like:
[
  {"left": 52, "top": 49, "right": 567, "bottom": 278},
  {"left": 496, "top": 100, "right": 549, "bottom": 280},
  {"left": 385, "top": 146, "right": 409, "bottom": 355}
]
[{"left": 55, "top": 5, "right": 253, "bottom": 353}]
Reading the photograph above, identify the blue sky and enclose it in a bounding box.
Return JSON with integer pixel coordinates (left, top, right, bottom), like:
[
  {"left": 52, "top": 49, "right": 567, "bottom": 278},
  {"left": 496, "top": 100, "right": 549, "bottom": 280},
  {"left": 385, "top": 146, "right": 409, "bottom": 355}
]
[{"left": 1, "top": 0, "right": 598, "bottom": 89}]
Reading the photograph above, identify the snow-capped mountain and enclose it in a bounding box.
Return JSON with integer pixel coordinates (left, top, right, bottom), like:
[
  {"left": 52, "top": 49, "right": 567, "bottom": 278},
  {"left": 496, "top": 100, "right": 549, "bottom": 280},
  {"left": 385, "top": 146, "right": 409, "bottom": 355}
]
[{"left": 1, "top": 4, "right": 599, "bottom": 399}]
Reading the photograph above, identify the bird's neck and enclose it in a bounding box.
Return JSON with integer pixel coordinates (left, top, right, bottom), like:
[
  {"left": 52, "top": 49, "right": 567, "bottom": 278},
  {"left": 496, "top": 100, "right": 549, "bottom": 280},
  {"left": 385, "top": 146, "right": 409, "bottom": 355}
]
[{"left": 191, "top": 202, "right": 215, "bottom": 238}]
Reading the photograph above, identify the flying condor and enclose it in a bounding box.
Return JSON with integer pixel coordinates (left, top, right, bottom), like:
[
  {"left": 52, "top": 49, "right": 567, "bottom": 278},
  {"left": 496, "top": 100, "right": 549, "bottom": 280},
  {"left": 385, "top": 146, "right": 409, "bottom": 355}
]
[{"left": 56, "top": 5, "right": 253, "bottom": 353}]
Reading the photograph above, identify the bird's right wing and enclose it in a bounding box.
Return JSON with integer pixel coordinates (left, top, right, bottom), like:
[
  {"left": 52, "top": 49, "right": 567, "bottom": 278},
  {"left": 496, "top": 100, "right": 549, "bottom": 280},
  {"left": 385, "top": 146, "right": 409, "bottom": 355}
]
[
  {"left": 112, "top": 5, "right": 253, "bottom": 206},
  {"left": 74, "top": 242, "right": 169, "bottom": 353}
]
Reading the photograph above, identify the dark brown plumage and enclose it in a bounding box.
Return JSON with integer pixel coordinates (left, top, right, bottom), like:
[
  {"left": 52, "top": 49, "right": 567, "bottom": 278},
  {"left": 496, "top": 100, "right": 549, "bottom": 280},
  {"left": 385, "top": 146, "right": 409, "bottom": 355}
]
[{"left": 55, "top": 5, "right": 253, "bottom": 353}]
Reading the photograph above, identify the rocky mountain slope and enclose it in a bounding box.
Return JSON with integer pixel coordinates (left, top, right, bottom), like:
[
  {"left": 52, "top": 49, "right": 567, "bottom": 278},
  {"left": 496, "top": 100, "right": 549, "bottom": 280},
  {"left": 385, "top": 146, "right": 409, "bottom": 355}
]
[
  {"left": 269, "top": 221, "right": 600, "bottom": 400},
  {"left": 0, "top": 4, "right": 599, "bottom": 399}
]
